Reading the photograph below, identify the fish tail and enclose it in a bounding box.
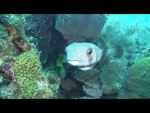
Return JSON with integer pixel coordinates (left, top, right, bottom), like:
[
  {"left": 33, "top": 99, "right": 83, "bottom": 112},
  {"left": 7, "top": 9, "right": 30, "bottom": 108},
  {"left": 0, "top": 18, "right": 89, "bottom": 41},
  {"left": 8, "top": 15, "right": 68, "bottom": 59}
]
[{"left": 107, "top": 45, "right": 124, "bottom": 58}]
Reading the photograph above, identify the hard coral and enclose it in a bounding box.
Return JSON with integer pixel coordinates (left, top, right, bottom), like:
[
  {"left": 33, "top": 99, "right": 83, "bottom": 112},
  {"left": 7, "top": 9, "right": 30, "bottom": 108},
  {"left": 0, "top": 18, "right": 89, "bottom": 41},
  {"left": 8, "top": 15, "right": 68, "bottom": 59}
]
[
  {"left": 55, "top": 14, "right": 106, "bottom": 43},
  {"left": 13, "top": 51, "right": 41, "bottom": 76},
  {"left": 13, "top": 51, "right": 41, "bottom": 98},
  {"left": 61, "top": 79, "right": 77, "bottom": 92},
  {"left": 100, "top": 59, "right": 127, "bottom": 96},
  {"left": 46, "top": 70, "right": 60, "bottom": 95},
  {"left": 60, "top": 78, "right": 80, "bottom": 98},
  {"left": 124, "top": 57, "right": 150, "bottom": 98},
  {"left": 35, "top": 73, "right": 54, "bottom": 99},
  {"left": 6, "top": 25, "right": 17, "bottom": 36},
  {"left": 4, "top": 20, "right": 31, "bottom": 53},
  {"left": 0, "top": 14, "right": 25, "bottom": 35},
  {"left": 13, "top": 51, "right": 53, "bottom": 98},
  {"left": 0, "top": 62, "right": 16, "bottom": 83},
  {"left": 13, "top": 34, "right": 31, "bottom": 52},
  {"left": 0, "top": 85, "right": 18, "bottom": 99}
]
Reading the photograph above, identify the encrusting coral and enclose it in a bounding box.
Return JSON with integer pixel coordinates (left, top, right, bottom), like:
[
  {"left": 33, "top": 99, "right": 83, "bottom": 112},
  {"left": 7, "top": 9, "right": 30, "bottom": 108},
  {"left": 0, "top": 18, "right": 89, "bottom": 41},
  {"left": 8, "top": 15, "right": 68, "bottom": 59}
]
[{"left": 124, "top": 57, "right": 150, "bottom": 98}]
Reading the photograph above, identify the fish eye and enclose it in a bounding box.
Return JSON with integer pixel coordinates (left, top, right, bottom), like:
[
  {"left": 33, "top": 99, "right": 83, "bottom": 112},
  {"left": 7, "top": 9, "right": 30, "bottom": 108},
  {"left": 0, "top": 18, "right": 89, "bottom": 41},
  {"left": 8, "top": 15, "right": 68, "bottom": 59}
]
[{"left": 87, "top": 48, "right": 92, "bottom": 55}]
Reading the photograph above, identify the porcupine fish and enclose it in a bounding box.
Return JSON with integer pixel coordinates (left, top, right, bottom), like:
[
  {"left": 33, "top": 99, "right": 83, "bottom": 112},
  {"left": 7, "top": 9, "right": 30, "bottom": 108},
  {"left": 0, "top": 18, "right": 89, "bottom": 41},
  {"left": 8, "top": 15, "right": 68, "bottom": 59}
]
[{"left": 65, "top": 42, "right": 123, "bottom": 71}]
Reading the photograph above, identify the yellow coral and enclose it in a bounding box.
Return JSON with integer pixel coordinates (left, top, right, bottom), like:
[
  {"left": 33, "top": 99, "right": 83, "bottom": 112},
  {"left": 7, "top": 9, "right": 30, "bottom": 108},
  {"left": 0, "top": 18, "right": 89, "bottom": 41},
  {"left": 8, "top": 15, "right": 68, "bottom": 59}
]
[
  {"left": 13, "top": 51, "right": 41, "bottom": 98},
  {"left": 13, "top": 51, "right": 53, "bottom": 99}
]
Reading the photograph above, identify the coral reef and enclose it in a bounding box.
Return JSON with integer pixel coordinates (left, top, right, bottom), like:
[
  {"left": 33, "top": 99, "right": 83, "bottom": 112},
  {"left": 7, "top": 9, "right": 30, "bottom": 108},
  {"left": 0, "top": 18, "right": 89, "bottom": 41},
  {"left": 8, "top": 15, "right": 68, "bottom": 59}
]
[
  {"left": 123, "top": 57, "right": 150, "bottom": 98},
  {"left": 83, "top": 84, "right": 103, "bottom": 98},
  {"left": 45, "top": 70, "right": 60, "bottom": 98},
  {"left": 0, "top": 62, "right": 16, "bottom": 83},
  {"left": 0, "top": 85, "right": 18, "bottom": 99},
  {"left": 0, "top": 15, "right": 32, "bottom": 54},
  {"left": 34, "top": 73, "right": 54, "bottom": 99},
  {"left": 0, "top": 24, "right": 9, "bottom": 37},
  {"left": 13, "top": 51, "right": 41, "bottom": 75},
  {"left": 16, "top": 74, "right": 39, "bottom": 98},
  {"left": 1, "top": 14, "right": 150, "bottom": 99},
  {"left": 22, "top": 14, "right": 55, "bottom": 32},
  {"left": 74, "top": 68, "right": 103, "bottom": 98},
  {"left": 0, "top": 14, "right": 23, "bottom": 33},
  {"left": 60, "top": 78, "right": 78, "bottom": 92},
  {"left": 13, "top": 51, "right": 41, "bottom": 98},
  {"left": 74, "top": 69, "right": 102, "bottom": 85},
  {"left": 100, "top": 58, "right": 127, "bottom": 98},
  {"left": 0, "top": 14, "right": 54, "bottom": 99},
  {"left": 13, "top": 51, "right": 53, "bottom": 98},
  {"left": 60, "top": 78, "right": 80, "bottom": 98},
  {"left": 13, "top": 34, "right": 31, "bottom": 52},
  {"left": 55, "top": 14, "right": 106, "bottom": 43},
  {"left": 0, "top": 24, "right": 18, "bottom": 58}
]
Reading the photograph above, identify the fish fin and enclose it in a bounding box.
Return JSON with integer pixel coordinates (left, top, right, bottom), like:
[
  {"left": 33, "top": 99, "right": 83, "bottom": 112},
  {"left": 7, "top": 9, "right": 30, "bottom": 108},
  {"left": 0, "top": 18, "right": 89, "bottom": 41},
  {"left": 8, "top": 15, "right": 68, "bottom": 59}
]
[
  {"left": 92, "top": 37, "right": 106, "bottom": 49},
  {"left": 60, "top": 66, "right": 66, "bottom": 79},
  {"left": 107, "top": 45, "right": 124, "bottom": 58},
  {"left": 63, "top": 54, "right": 67, "bottom": 63},
  {"left": 100, "top": 46, "right": 108, "bottom": 62},
  {"left": 98, "top": 37, "right": 106, "bottom": 49}
]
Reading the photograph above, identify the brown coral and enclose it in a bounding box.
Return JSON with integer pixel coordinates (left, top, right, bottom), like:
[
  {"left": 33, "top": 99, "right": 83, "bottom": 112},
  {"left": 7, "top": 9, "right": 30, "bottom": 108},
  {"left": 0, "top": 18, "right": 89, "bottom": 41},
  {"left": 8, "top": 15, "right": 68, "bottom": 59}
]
[
  {"left": 6, "top": 25, "right": 17, "bottom": 36},
  {"left": 60, "top": 79, "right": 77, "bottom": 92},
  {"left": 6, "top": 25, "right": 31, "bottom": 52},
  {"left": 0, "top": 62, "right": 16, "bottom": 83},
  {"left": 13, "top": 34, "right": 31, "bottom": 52}
]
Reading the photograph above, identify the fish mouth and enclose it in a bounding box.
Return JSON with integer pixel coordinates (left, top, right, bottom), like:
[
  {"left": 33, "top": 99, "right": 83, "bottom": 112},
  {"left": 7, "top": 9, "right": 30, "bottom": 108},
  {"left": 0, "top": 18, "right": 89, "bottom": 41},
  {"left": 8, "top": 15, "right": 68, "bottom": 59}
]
[
  {"left": 67, "top": 60, "right": 79, "bottom": 65},
  {"left": 77, "top": 62, "right": 97, "bottom": 68},
  {"left": 67, "top": 60, "right": 97, "bottom": 68}
]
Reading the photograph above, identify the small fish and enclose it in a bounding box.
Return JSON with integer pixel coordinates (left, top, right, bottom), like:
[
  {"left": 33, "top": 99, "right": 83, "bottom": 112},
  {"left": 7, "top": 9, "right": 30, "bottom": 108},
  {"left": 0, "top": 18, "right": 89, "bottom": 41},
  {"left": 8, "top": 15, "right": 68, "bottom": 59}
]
[{"left": 65, "top": 41, "right": 123, "bottom": 71}]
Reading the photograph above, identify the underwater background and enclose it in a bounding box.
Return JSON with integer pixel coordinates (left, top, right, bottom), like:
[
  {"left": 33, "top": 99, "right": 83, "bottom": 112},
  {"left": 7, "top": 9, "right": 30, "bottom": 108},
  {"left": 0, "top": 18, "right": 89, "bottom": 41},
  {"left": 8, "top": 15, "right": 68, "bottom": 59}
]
[{"left": 0, "top": 14, "right": 150, "bottom": 99}]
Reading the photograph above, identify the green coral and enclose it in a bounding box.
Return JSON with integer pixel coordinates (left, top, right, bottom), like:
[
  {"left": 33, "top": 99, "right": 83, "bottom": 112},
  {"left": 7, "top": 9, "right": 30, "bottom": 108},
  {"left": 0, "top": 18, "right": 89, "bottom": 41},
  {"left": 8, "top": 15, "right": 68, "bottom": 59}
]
[
  {"left": 124, "top": 57, "right": 150, "bottom": 98},
  {"left": 13, "top": 51, "right": 41, "bottom": 98},
  {"left": 13, "top": 51, "right": 41, "bottom": 75},
  {"left": 16, "top": 74, "right": 39, "bottom": 98}
]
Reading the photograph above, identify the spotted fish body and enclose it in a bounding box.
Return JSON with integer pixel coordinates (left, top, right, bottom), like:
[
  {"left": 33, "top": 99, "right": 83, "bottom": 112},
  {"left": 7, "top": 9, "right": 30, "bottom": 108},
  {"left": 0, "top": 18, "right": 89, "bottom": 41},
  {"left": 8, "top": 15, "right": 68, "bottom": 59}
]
[{"left": 65, "top": 42, "right": 103, "bottom": 71}]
